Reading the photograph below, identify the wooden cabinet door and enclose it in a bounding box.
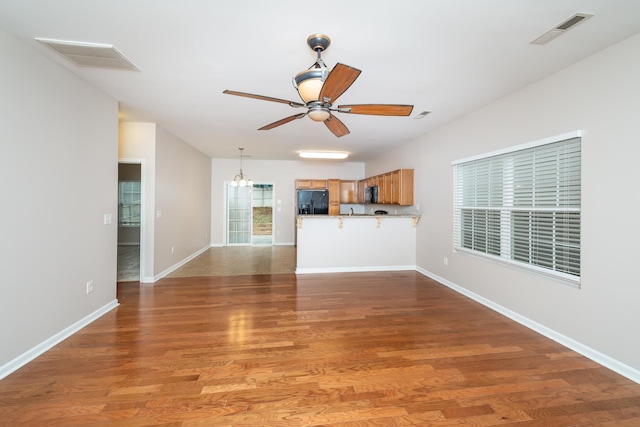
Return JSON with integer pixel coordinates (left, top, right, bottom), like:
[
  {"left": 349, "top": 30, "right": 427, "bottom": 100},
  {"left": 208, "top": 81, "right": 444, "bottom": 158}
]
[
  {"left": 295, "top": 179, "right": 327, "bottom": 190},
  {"left": 390, "top": 170, "right": 401, "bottom": 204},
  {"left": 340, "top": 180, "right": 357, "bottom": 203},
  {"left": 397, "top": 169, "right": 414, "bottom": 205},
  {"left": 357, "top": 179, "right": 366, "bottom": 203},
  {"left": 327, "top": 179, "right": 340, "bottom": 215},
  {"left": 383, "top": 172, "right": 393, "bottom": 204}
]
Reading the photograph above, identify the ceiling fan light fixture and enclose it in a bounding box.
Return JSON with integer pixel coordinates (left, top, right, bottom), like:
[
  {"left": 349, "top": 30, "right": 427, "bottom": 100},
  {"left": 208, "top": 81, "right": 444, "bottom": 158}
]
[
  {"left": 294, "top": 67, "right": 327, "bottom": 103},
  {"left": 299, "top": 151, "right": 349, "bottom": 160},
  {"left": 307, "top": 105, "right": 330, "bottom": 122}
]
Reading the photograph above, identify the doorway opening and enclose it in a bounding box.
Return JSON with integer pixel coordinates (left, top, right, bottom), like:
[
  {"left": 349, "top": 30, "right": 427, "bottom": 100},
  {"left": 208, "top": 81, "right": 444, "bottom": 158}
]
[{"left": 117, "top": 162, "right": 142, "bottom": 281}]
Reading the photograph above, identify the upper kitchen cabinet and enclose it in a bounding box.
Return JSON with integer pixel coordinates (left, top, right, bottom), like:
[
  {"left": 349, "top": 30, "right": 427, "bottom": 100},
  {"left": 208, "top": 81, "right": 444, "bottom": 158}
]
[
  {"left": 327, "top": 179, "right": 341, "bottom": 215},
  {"left": 340, "top": 180, "right": 358, "bottom": 204},
  {"left": 366, "top": 169, "right": 414, "bottom": 206},
  {"left": 357, "top": 179, "right": 366, "bottom": 204},
  {"left": 295, "top": 179, "right": 327, "bottom": 190},
  {"left": 391, "top": 169, "right": 414, "bottom": 205}
]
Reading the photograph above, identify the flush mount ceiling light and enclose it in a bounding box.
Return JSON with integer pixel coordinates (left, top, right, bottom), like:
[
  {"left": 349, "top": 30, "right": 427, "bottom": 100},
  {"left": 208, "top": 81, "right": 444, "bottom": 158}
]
[
  {"left": 299, "top": 151, "right": 349, "bottom": 160},
  {"left": 230, "top": 148, "right": 253, "bottom": 187}
]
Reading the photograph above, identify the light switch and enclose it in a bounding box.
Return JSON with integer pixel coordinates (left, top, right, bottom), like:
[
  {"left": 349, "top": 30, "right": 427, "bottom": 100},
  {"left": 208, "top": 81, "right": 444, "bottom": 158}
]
[{"left": 104, "top": 213, "right": 112, "bottom": 225}]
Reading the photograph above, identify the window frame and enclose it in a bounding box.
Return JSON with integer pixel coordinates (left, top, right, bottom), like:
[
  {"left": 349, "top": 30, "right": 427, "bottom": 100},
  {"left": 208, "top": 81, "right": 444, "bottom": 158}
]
[
  {"left": 452, "top": 131, "right": 582, "bottom": 286},
  {"left": 118, "top": 180, "right": 142, "bottom": 227}
]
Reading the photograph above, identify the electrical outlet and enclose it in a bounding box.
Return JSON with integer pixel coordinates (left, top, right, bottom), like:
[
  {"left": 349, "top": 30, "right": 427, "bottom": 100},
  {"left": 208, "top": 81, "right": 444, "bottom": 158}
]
[
  {"left": 86, "top": 280, "right": 94, "bottom": 294},
  {"left": 443, "top": 257, "right": 448, "bottom": 266}
]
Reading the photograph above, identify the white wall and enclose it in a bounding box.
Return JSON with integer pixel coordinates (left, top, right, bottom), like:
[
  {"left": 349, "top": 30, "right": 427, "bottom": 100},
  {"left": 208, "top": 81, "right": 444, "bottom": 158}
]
[
  {"left": 0, "top": 29, "right": 119, "bottom": 371},
  {"left": 210, "top": 159, "right": 364, "bottom": 245},
  {"left": 154, "top": 126, "right": 211, "bottom": 276},
  {"left": 368, "top": 33, "right": 640, "bottom": 375}
]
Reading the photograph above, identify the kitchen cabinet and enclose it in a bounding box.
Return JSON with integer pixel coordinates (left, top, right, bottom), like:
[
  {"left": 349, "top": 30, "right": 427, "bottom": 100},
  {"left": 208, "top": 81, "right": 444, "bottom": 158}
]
[
  {"left": 382, "top": 172, "right": 393, "bottom": 204},
  {"left": 392, "top": 169, "right": 414, "bottom": 205},
  {"left": 357, "top": 179, "right": 366, "bottom": 203},
  {"left": 362, "top": 169, "right": 414, "bottom": 206},
  {"left": 295, "top": 179, "right": 327, "bottom": 190},
  {"left": 339, "top": 180, "right": 358, "bottom": 204},
  {"left": 327, "top": 179, "right": 340, "bottom": 215}
]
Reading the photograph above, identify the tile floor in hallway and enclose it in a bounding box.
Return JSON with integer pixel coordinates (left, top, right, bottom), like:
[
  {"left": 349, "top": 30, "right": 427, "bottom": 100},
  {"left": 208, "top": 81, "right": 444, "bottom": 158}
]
[{"left": 117, "top": 244, "right": 297, "bottom": 281}]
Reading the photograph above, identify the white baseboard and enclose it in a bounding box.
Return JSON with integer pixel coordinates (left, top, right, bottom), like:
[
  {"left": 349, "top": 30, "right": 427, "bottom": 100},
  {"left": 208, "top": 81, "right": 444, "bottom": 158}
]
[
  {"left": 296, "top": 265, "right": 416, "bottom": 275},
  {"left": 153, "top": 245, "right": 212, "bottom": 282},
  {"left": 415, "top": 266, "right": 640, "bottom": 385},
  {"left": 0, "top": 299, "right": 119, "bottom": 380}
]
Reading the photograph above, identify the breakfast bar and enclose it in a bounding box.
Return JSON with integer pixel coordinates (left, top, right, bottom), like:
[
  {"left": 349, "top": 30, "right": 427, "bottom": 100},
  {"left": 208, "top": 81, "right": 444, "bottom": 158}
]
[{"left": 295, "top": 214, "right": 420, "bottom": 274}]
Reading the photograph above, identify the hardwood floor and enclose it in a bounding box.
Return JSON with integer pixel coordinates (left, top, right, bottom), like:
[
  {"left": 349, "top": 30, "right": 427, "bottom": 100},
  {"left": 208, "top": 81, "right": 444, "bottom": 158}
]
[{"left": 2, "top": 271, "right": 640, "bottom": 426}]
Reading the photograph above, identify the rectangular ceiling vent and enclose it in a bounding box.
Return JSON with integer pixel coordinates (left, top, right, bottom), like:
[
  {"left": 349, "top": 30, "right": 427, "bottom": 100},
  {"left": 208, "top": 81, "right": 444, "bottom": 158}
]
[
  {"left": 413, "top": 110, "right": 431, "bottom": 120},
  {"left": 530, "top": 13, "right": 594, "bottom": 45},
  {"left": 35, "top": 38, "right": 140, "bottom": 71}
]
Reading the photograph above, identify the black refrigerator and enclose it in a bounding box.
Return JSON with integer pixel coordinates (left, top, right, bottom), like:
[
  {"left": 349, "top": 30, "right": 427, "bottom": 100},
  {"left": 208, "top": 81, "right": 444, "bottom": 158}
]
[{"left": 297, "top": 190, "right": 329, "bottom": 215}]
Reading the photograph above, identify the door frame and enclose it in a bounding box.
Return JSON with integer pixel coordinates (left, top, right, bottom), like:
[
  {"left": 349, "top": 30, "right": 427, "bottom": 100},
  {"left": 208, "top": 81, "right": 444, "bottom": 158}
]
[
  {"left": 223, "top": 181, "right": 275, "bottom": 246},
  {"left": 118, "top": 158, "right": 146, "bottom": 282}
]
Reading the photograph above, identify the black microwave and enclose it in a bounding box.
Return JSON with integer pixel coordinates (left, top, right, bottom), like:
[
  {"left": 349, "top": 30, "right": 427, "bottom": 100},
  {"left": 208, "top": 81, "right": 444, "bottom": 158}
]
[{"left": 364, "top": 185, "right": 379, "bottom": 204}]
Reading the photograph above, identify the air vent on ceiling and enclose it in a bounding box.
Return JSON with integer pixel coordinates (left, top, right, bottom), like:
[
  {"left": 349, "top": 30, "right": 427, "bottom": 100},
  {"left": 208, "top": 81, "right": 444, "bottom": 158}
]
[
  {"left": 413, "top": 110, "right": 431, "bottom": 120},
  {"left": 530, "top": 13, "right": 594, "bottom": 45},
  {"left": 35, "top": 38, "right": 139, "bottom": 71}
]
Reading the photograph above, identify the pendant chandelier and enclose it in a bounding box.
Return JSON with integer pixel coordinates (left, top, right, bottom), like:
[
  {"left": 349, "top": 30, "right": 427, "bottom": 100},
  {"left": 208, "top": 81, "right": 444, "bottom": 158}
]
[{"left": 230, "top": 147, "right": 252, "bottom": 187}]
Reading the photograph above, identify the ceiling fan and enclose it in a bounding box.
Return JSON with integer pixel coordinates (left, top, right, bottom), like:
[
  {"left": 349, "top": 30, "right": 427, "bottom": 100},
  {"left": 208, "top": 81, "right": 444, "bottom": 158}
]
[{"left": 223, "top": 33, "right": 414, "bottom": 137}]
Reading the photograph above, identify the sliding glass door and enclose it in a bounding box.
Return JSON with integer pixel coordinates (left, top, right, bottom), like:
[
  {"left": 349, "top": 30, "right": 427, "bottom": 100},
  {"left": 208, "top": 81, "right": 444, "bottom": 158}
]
[
  {"left": 251, "top": 184, "right": 273, "bottom": 245},
  {"left": 226, "top": 183, "right": 275, "bottom": 246},
  {"left": 227, "top": 184, "right": 252, "bottom": 245}
]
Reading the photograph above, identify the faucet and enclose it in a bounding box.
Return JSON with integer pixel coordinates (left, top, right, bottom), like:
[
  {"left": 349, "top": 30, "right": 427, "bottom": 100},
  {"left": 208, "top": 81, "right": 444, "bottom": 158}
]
[{"left": 349, "top": 207, "right": 354, "bottom": 216}]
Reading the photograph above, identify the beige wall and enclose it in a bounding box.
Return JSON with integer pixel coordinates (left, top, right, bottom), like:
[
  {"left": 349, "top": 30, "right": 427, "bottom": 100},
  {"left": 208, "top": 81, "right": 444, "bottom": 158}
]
[
  {"left": 154, "top": 126, "right": 211, "bottom": 277},
  {"left": 0, "top": 29, "right": 118, "bottom": 371},
  {"left": 118, "top": 122, "right": 156, "bottom": 281},
  {"left": 119, "top": 123, "right": 212, "bottom": 282},
  {"left": 367, "top": 33, "right": 640, "bottom": 377}
]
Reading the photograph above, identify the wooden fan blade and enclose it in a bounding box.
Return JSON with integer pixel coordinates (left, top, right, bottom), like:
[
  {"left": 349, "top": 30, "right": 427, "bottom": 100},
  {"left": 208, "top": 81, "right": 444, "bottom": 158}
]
[
  {"left": 318, "top": 63, "right": 361, "bottom": 104},
  {"left": 337, "top": 104, "right": 414, "bottom": 116},
  {"left": 259, "top": 113, "right": 307, "bottom": 130},
  {"left": 324, "top": 114, "right": 350, "bottom": 137},
  {"left": 223, "top": 90, "right": 305, "bottom": 108}
]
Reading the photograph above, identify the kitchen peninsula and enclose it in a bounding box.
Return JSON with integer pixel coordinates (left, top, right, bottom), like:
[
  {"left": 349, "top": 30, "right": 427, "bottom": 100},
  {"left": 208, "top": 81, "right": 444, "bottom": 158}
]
[{"left": 295, "top": 213, "right": 420, "bottom": 274}]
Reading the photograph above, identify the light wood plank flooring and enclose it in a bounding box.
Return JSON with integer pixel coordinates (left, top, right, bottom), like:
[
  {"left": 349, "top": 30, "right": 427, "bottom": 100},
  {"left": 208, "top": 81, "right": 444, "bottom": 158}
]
[
  {"left": 118, "top": 246, "right": 297, "bottom": 282},
  {"left": 1, "top": 271, "right": 640, "bottom": 425}
]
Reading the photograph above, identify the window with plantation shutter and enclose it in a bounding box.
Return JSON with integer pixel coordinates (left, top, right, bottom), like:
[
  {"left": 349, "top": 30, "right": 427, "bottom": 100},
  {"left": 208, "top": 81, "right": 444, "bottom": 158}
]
[{"left": 452, "top": 131, "right": 581, "bottom": 285}]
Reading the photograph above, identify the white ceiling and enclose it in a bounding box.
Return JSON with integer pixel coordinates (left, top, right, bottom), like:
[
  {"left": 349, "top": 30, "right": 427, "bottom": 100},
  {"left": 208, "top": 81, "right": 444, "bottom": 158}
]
[{"left": 2, "top": 1, "right": 640, "bottom": 162}]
